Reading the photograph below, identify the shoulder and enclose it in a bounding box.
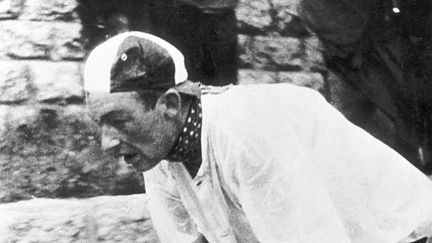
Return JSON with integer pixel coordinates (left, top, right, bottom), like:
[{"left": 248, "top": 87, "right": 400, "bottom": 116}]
[
  {"left": 201, "top": 84, "right": 326, "bottom": 129},
  {"left": 200, "top": 83, "right": 326, "bottom": 162},
  {"left": 202, "top": 83, "right": 325, "bottom": 105}
]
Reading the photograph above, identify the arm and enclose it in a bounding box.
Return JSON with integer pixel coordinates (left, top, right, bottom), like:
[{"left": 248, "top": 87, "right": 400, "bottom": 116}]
[{"left": 144, "top": 161, "right": 202, "bottom": 243}]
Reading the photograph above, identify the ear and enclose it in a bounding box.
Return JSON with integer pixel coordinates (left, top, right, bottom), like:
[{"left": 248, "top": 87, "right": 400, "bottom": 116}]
[{"left": 155, "top": 89, "right": 181, "bottom": 120}]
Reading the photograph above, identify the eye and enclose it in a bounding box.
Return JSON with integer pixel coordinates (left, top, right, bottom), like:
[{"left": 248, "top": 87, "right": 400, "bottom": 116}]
[
  {"left": 110, "top": 118, "right": 129, "bottom": 129},
  {"left": 120, "top": 53, "right": 128, "bottom": 61},
  {"left": 100, "top": 111, "right": 132, "bottom": 131}
]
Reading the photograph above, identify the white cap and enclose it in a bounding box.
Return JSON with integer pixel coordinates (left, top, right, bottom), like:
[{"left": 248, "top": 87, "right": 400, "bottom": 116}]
[{"left": 83, "top": 31, "right": 188, "bottom": 94}]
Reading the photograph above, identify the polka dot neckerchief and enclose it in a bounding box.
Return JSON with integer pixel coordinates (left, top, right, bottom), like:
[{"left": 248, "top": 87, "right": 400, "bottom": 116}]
[{"left": 166, "top": 97, "right": 202, "bottom": 177}]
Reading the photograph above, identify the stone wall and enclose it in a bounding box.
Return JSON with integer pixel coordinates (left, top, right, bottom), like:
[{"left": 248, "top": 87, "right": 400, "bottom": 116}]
[
  {"left": 0, "top": 0, "right": 144, "bottom": 203},
  {"left": 235, "top": 0, "right": 326, "bottom": 91}
]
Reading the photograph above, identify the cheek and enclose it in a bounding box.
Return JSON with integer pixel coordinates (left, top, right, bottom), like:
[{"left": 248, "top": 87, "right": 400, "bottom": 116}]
[
  {"left": 145, "top": 122, "right": 178, "bottom": 156},
  {"left": 125, "top": 122, "right": 154, "bottom": 145},
  {"left": 126, "top": 117, "right": 166, "bottom": 147},
  {"left": 122, "top": 113, "right": 178, "bottom": 158},
  {"left": 148, "top": 123, "right": 172, "bottom": 146}
]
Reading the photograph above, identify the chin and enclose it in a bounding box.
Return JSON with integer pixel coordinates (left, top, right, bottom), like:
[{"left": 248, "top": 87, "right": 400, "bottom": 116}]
[{"left": 123, "top": 152, "right": 161, "bottom": 172}]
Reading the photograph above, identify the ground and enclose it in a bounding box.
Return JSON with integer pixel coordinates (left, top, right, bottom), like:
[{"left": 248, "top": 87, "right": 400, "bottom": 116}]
[{"left": 0, "top": 194, "right": 159, "bottom": 243}]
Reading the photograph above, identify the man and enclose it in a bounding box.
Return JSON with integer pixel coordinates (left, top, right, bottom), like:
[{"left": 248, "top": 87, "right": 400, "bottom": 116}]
[{"left": 84, "top": 32, "right": 432, "bottom": 243}]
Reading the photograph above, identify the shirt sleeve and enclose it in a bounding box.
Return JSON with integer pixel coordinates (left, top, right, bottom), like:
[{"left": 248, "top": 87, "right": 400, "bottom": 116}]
[
  {"left": 232, "top": 145, "right": 352, "bottom": 243},
  {"left": 144, "top": 161, "right": 201, "bottom": 243}
]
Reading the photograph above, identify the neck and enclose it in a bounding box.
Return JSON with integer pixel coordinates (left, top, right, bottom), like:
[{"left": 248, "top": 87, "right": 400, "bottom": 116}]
[{"left": 166, "top": 95, "right": 203, "bottom": 177}]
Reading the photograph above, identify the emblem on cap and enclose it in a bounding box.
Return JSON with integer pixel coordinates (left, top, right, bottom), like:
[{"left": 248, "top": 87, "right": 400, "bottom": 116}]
[{"left": 110, "top": 35, "right": 176, "bottom": 92}]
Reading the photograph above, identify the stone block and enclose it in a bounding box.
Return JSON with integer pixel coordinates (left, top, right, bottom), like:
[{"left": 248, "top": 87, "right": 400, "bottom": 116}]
[
  {"left": 0, "top": 195, "right": 159, "bottom": 242},
  {"left": 19, "top": 0, "right": 79, "bottom": 21},
  {"left": 238, "top": 69, "right": 277, "bottom": 85},
  {"left": 278, "top": 71, "right": 324, "bottom": 91},
  {"left": 0, "top": 21, "right": 53, "bottom": 59},
  {"left": 0, "top": 0, "right": 24, "bottom": 19},
  {"left": 236, "top": 0, "right": 272, "bottom": 33},
  {"left": 271, "top": 0, "right": 301, "bottom": 16},
  {"left": 271, "top": 0, "right": 309, "bottom": 37},
  {"left": 0, "top": 61, "right": 34, "bottom": 103},
  {"left": 238, "top": 35, "right": 304, "bottom": 70},
  {"left": 0, "top": 21, "right": 84, "bottom": 60},
  {"left": 0, "top": 104, "right": 144, "bottom": 203},
  {"left": 302, "top": 36, "right": 325, "bottom": 71},
  {"left": 52, "top": 22, "right": 85, "bottom": 60},
  {"left": 254, "top": 36, "right": 304, "bottom": 69},
  {"left": 29, "top": 61, "right": 83, "bottom": 102}
]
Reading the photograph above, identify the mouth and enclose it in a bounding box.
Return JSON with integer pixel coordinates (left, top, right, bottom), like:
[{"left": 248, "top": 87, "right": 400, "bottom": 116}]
[
  {"left": 120, "top": 152, "right": 158, "bottom": 172},
  {"left": 122, "top": 153, "right": 140, "bottom": 165}
]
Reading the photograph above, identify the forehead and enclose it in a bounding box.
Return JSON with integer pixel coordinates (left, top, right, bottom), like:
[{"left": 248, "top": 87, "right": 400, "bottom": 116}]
[{"left": 87, "top": 92, "right": 146, "bottom": 120}]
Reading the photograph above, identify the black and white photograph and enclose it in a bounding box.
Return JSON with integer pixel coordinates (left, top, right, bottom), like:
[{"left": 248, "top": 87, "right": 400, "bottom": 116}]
[{"left": 1, "top": 0, "right": 432, "bottom": 242}]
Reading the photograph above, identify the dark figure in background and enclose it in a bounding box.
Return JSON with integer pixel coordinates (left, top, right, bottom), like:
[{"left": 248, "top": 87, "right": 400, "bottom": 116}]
[{"left": 301, "top": 0, "right": 432, "bottom": 173}]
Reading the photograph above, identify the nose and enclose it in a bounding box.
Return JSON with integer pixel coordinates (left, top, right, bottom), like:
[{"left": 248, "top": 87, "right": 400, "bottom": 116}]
[{"left": 101, "top": 125, "right": 121, "bottom": 151}]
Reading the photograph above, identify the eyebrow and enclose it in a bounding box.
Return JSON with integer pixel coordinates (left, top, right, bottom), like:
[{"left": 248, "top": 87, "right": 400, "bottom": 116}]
[{"left": 99, "top": 110, "right": 131, "bottom": 125}]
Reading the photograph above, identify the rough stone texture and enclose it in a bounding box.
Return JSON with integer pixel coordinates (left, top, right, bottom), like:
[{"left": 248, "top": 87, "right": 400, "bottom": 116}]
[
  {"left": 1, "top": 21, "right": 53, "bottom": 59},
  {"left": 0, "top": 104, "right": 144, "bottom": 203},
  {"left": 19, "top": 0, "right": 79, "bottom": 22},
  {"left": 0, "top": 195, "right": 160, "bottom": 243},
  {"left": 52, "top": 22, "right": 84, "bottom": 60},
  {"left": 238, "top": 69, "right": 277, "bottom": 85},
  {"left": 302, "top": 35, "right": 325, "bottom": 72},
  {"left": 0, "top": 61, "right": 84, "bottom": 104},
  {"left": 278, "top": 71, "right": 324, "bottom": 91},
  {"left": 238, "top": 69, "right": 324, "bottom": 91},
  {"left": 236, "top": 0, "right": 272, "bottom": 33},
  {"left": 271, "top": 0, "right": 309, "bottom": 37},
  {"left": 0, "top": 61, "right": 34, "bottom": 103},
  {"left": 30, "top": 61, "right": 83, "bottom": 102},
  {"left": 254, "top": 36, "right": 303, "bottom": 70},
  {"left": 236, "top": 0, "right": 309, "bottom": 37},
  {"left": 271, "top": 0, "right": 300, "bottom": 16},
  {"left": 238, "top": 35, "right": 304, "bottom": 70},
  {"left": 0, "top": 0, "right": 23, "bottom": 19},
  {"left": 0, "top": 21, "right": 84, "bottom": 60}
]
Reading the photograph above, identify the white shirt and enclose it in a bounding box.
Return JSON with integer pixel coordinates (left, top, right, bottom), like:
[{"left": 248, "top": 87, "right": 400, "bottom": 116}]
[{"left": 145, "top": 83, "right": 432, "bottom": 243}]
